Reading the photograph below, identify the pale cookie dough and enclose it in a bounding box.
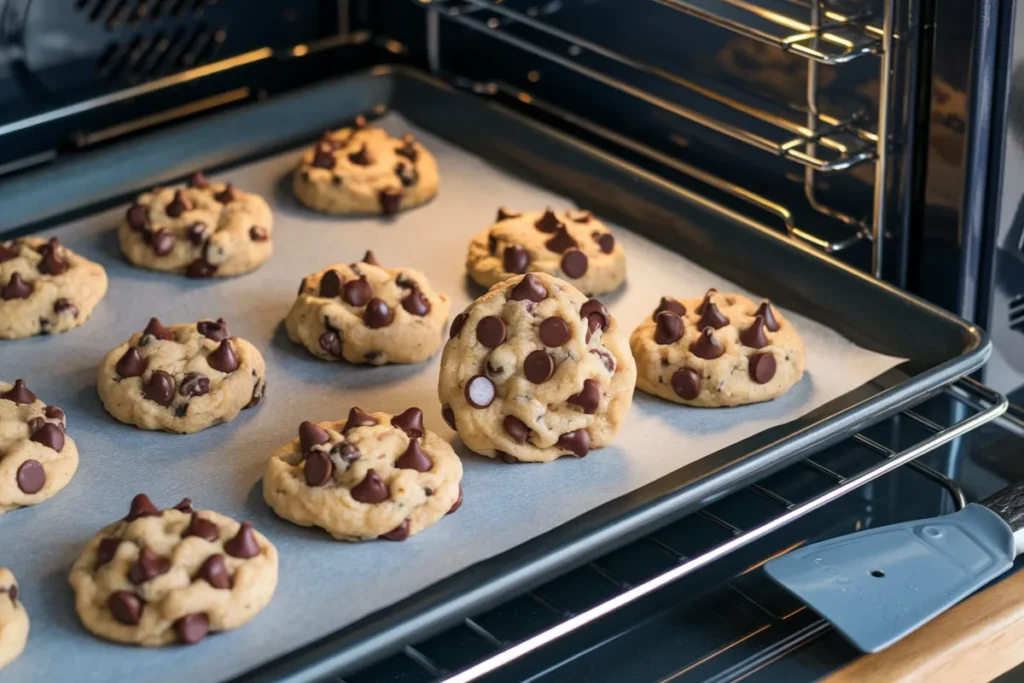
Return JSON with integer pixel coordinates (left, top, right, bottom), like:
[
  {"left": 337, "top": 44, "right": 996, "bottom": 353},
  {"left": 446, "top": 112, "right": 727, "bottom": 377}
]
[
  {"left": 97, "top": 318, "right": 266, "bottom": 433},
  {"left": 466, "top": 208, "right": 626, "bottom": 296},
  {"left": 0, "top": 379, "right": 78, "bottom": 515},
  {"left": 263, "top": 407, "right": 463, "bottom": 541},
  {"left": 0, "top": 569, "right": 29, "bottom": 670},
  {"left": 68, "top": 494, "right": 277, "bottom": 646},
  {"left": 293, "top": 116, "right": 439, "bottom": 215},
  {"left": 630, "top": 289, "right": 806, "bottom": 407},
  {"left": 438, "top": 272, "right": 636, "bottom": 463},
  {"left": 0, "top": 236, "right": 108, "bottom": 339},
  {"left": 119, "top": 172, "right": 273, "bottom": 278},
  {"left": 286, "top": 250, "right": 450, "bottom": 365}
]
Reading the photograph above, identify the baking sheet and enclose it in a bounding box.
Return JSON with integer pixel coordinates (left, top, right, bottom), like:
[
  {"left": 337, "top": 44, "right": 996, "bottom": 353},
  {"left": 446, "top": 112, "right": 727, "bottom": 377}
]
[{"left": 0, "top": 112, "right": 902, "bottom": 682}]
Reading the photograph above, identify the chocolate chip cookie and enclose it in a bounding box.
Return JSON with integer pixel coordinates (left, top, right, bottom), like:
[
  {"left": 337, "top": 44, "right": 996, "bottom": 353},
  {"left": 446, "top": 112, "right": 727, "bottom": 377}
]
[
  {"left": 286, "top": 251, "right": 450, "bottom": 365},
  {"left": 630, "top": 290, "right": 806, "bottom": 406},
  {"left": 0, "top": 237, "right": 108, "bottom": 339},
  {"left": 466, "top": 208, "right": 626, "bottom": 296},
  {"left": 0, "top": 380, "right": 78, "bottom": 515},
  {"left": 0, "top": 569, "right": 28, "bottom": 670},
  {"left": 119, "top": 173, "right": 273, "bottom": 278},
  {"left": 263, "top": 407, "right": 463, "bottom": 541},
  {"left": 293, "top": 116, "right": 439, "bottom": 215},
  {"left": 68, "top": 495, "right": 278, "bottom": 646},
  {"left": 97, "top": 318, "right": 266, "bottom": 433},
  {"left": 438, "top": 273, "right": 636, "bottom": 463}
]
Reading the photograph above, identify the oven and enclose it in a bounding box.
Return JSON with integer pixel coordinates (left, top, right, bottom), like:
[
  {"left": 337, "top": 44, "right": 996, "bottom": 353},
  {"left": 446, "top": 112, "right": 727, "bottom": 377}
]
[{"left": 2, "top": 0, "right": 1024, "bottom": 681}]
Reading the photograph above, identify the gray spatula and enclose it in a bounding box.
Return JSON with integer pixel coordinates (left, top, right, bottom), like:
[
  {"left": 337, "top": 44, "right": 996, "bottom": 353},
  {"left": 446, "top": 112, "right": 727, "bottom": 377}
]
[{"left": 764, "top": 479, "right": 1024, "bottom": 653}]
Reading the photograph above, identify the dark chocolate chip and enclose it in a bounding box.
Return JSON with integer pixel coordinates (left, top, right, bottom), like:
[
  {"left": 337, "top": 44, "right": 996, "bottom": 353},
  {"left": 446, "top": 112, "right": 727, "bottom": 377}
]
[
  {"left": 128, "top": 547, "right": 170, "bottom": 585},
  {"left": 53, "top": 299, "right": 78, "bottom": 317},
  {"left": 197, "top": 318, "right": 228, "bottom": 341},
  {"left": 172, "top": 498, "right": 194, "bottom": 513},
  {"left": 175, "top": 373, "right": 209, "bottom": 400},
  {"left": 740, "top": 314, "right": 769, "bottom": 348},
  {"left": 697, "top": 301, "right": 729, "bottom": 329},
  {"left": 186, "top": 515, "right": 220, "bottom": 542},
  {"left": 319, "top": 330, "right": 343, "bottom": 357},
  {"left": 535, "top": 209, "right": 563, "bottom": 233},
  {"left": 96, "top": 538, "right": 122, "bottom": 568},
  {"left": 175, "top": 404, "right": 188, "bottom": 418},
  {"left": 503, "top": 245, "right": 529, "bottom": 274},
  {"left": 143, "top": 317, "right": 175, "bottom": 341},
  {"left": 143, "top": 370, "right": 175, "bottom": 406},
  {"left": 392, "top": 408, "right": 424, "bottom": 438},
  {"left": 116, "top": 348, "right": 147, "bottom": 378},
  {"left": 188, "top": 172, "right": 210, "bottom": 189},
  {"left": 497, "top": 207, "right": 520, "bottom": 221},
  {"left": 594, "top": 232, "right": 615, "bottom": 254},
  {"left": 442, "top": 404, "right": 457, "bottom": 430},
  {"left": 396, "top": 440, "right": 432, "bottom": 471},
  {"left": 695, "top": 288, "right": 718, "bottom": 315},
  {"left": 195, "top": 554, "right": 231, "bottom": 589},
  {"left": 476, "top": 316, "right": 507, "bottom": 348},
  {"left": 249, "top": 226, "right": 269, "bottom": 242},
  {"left": 304, "top": 450, "right": 334, "bottom": 486},
  {"left": 395, "top": 272, "right": 417, "bottom": 289},
  {"left": 0, "top": 242, "right": 17, "bottom": 262},
  {"left": 653, "top": 297, "right": 686, "bottom": 321},
  {"left": 750, "top": 353, "right": 777, "bottom": 384},
  {"left": 299, "top": 421, "right": 330, "bottom": 452},
  {"left": 186, "top": 259, "right": 217, "bottom": 278},
  {"left": 224, "top": 522, "right": 260, "bottom": 558},
  {"left": 37, "top": 239, "right": 68, "bottom": 275},
  {"left": 1, "top": 380, "right": 36, "bottom": 404},
  {"left": 351, "top": 469, "right": 389, "bottom": 504},
  {"left": 214, "top": 184, "right": 237, "bottom": 204},
  {"left": 379, "top": 189, "right": 403, "bottom": 215},
  {"left": 503, "top": 415, "right": 529, "bottom": 444},
  {"left": 570, "top": 210, "right": 593, "bottom": 223},
  {"left": 450, "top": 312, "right": 469, "bottom": 338},
  {"left": 397, "top": 135, "right": 418, "bottom": 161},
  {"left": 544, "top": 226, "right": 578, "bottom": 253},
  {"left": 380, "top": 519, "right": 410, "bottom": 541},
  {"left": 540, "top": 316, "right": 571, "bottom": 346},
  {"left": 127, "top": 204, "right": 149, "bottom": 231},
  {"left": 580, "top": 299, "right": 610, "bottom": 338},
  {"left": 510, "top": 273, "right": 547, "bottom": 302},
  {"left": 561, "top": 250, "right": 588, "bottom": 279},
  {"left": 363, "top": 250, "right": 379, "bottom": 266},
  {"left": 108, "top": 591, "right": 143, "bottom": 625},
  {"left": 364, "top": 298, "right": 395, "bottom": 328},
  {"left": 557, "top": 429, "right": 591, "bottom": 457},
  {"left": 401, "top": 286, "right": 431, "bottom": 316},
  {"left": 654, "top": 311, "right": 684, "bottom": 345},
  {"left": 465, "top": 375, "right": 496, "bottom": 408},
  {"left": 488, "top": 233, "right": 498, "bottom": 255},
  {"left": 151, "top": 228, "right": 175, "bottom": 256},
  {"left": 671, "top": 368, "right": 701, "bottom": 400},
  {"left": 567, "top": 379, "right": 601, "bottom": 414},
  {"left": 207, "top": 339, "right": 240, "bottom": 373},
  {"left": 343, "top": 276, "right": 373, "bottom": 307},
  {"left": 26, "top": 416, "right": 44, "bottom": 433},
  {"left": 757, "top": 301, "right": 780, "bottom": 332},
  {"left": 524, "top": 350, "right": 555, "bottom": 384},
  {"left": 344, "top": 407, "right": 377, "bottom": 432},
  {"left": 331, "top": 174, "right": 343, "bottom": 186},
  {"left": 499, "top": 451, "right": 520, "bottom": 464},
  {"left": 44, "top": 405, "right": 66, "bottom": 427},
  {"left": 348, "top": 143, "right": 372, "bottom": 165},
  {"left": 312, "top": 149, "right": 336, "bottom": 169},
  {"left": 125, "top": 493, "right": 160, "bottom": 521},
  {"left": 16, "top": 460, "right": 45, "bottom": 494},
  {"left": 333, "top": 443, "right": 360, "bottom": 464},
  {"left": 30, "top": 423, "right": 65, "bottom": 452},
  {"left": 448, "top": 486, "right": 463, "bottom": 514},
  {"left": 174, "top": 613, "right": 210, "bottom": 645},
  {"left": 319, "top": 270, "right": 343, "bottom": 298},
  {"left": 1, "top": 273, "right": 32, "bottom": 300},
  {"left": 186, "top": 223, "right": 208, "bottom": 246},
  {"left": 166, "top": 190, "right": 191, "bottom": 217},
  {"left": 244, "top": 380, "right": 265, "bottom": 409},
  {"left": 395, "top": 162, "right": 418, "bottom": 188},
  {"left": 690, "top": 327, "right": 725, "bottom": 360}
]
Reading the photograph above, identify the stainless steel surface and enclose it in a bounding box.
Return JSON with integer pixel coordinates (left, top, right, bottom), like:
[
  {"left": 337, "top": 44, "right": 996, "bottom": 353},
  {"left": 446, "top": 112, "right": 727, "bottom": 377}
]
[{"left": 871, "top": 0, "right": 895, "bottom": 278}]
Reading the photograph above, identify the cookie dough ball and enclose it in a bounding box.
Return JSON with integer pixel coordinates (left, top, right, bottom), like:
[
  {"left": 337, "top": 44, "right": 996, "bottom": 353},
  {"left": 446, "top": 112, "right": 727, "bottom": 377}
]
[
  {"left": 466, "top": 208, "right": 626, "bottom": 296},
  {"left": 119, "top": 172, "right": 273, "bottom": 278},
  {"left": 286, "top": 250, "right": 450, "bottom": 365},
  {"left": 0, "top": 569, "right": 29, "bottom": 670},
  {"left": 292, "top": 116, "right": 439, "bottom": 215},
  {"left": 68, "top": 495, "right": 277, "bottom": 646},
  {"left": 0, "top": 379, "right": 78, "bottom": 515},
  {"left": 0, "top": 237, "right": 108, "bottom": 339},
  {"left": 263, "top": 407, "right": 463, "bottom": 541},
  {"left": 97, "top": 318, "right": 266, "bottom": 433},
  {"left": 438, "top": 273, "right": 636, "bottom": 463},
  {"left": 630, "top": 290, "right": 806, "bottom": 407}
]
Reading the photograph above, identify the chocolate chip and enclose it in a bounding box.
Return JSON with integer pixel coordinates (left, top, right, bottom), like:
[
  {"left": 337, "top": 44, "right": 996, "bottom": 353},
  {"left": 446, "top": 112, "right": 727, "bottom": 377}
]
[
  {"left": 176, "top": 402, "right": 188, "bottom": 418},
  {"left": 5, "top": 586, "right": 16, "bottom": 605},
  {"left": 654, "top": 311, "right": 684, "bottom": 345},
  {"left": 570, "top": 210, "right": 593, "bottom": 223},
  {"left": 442, "top": 405, "right": 457, "bottom": 430},
  {"left": 108, "top": 591, "right": 143, "bottom": 625},
  {"left": 116, "top": 348, "right": 147, "bottom": 378},
  {"left": 304, "top": 450, "right": 334, "bottom": 487},
  {"left": 740, "top": 315, "right": 769, "bottom": 348},
  {"left": 363, "top": 250, "right": 379, "bottom": 265},
  {"left": 380, "top": 189, "right": 403, "bottom": 215},
  {"left": 176, "top": 373, "right": 209, "bottom": 399},
  {"left": 1, "top": 273, "right": 32, "bottom": 300},
  {"left": 697, "top": 301, "right": 729, "bottom": 329},
  {"left": 503, "top": 415, "right": 529, "bottom": 443},
  {"left": 366, "top": 351, "right": 383, "bottom": 362},
  {"left": 166, "top": 190, "right": 191, "bottom": 217},
  {"left": 149, "top": 228, "right": 175, "bottom": 256},
  {"left": 592, "top": 349, "right": 618, "bottom": 374},
  {"left": 53, "top": 299, "right": 78, "bottom": 317},
  {"left": 319, "top": 270, "right": 343, "bottom": 298},
  {"left": 395, "top": 272, "right": 417, "bottom": 289},
  {"left": 224, "top": 522, "right": 260, "bottom": 558},
  {"left": 503, "top": 245, "right": 529, "bottom": 274},
  {"left": 319, "top": 330, "right": 343, "bottom": 357},
  {"left": 488, "top": 233, "right": 498, "bottom": 255},
  {"left": 172, "top": 498, "right": 194, "bottom": 513},
  {"left": 465, "top": 375, "right": 496, "bottom": 408},
  {"left": 395, "top": 162, "right": 419, "bottom": 188},
  {"left": 207, "top": 339, "right": 240, "bottom": 373},
  {"left": 188, "top": 172, "right": 210, "bottom": 189},
  {"left": 557, "top": 429, "right": 590, "bottom": 457},
  {"left": 397, "top": 135, "right": 418, "bottom": 161},
  {"left": 299, "top": 421, "right": 330, "bottom": 452},
  {"left": 690, "top": 327, "right": 725, "bottom": 360},
  {"left": 695, "top": 288, "right": 718, "bottom": 315},
  {"left": 186, "top": 515, "right": 220, "bottom": 542},
  {"left": 497, "top": 207, "right": 521, "bottom": 221},
  {"left": 195, "top": 554, "right": 231, "bottom": 589},
  {"left": 540, "top": 316, "right": 571, "bottom": 346},
  {"left": 348, "top": 143, "right": 373, "bottom": 165},
  {"left": 545, "top": 226, "right": 578, "bottom": 254},
  {"left": 186, "top": 259, "right": 217, "bottom": 278},
  {"left": 476, "top": 316, "right": 507, "bottom": 348},
  {"left": 396, "top": 440, "right": 432, "bottom": 471},
  {"left": 16, "top": 460, "right": 45, "bottom": 494},
  {"left": 197, "top": 318, "right": 228, "bottom": 341},
  {"left": 364, "top": 298, "right": 394, "bottom": 328},
  {"left": 392, "top": 408, "right": 424, "bottom": 438},
  {"left": 186, "top": 223, "right": 208, "bottom": 245},
  {"left": 332, "top": 174, "right": 343, "bottom": 186},
  {"left": 244, "top": 380, "right": 265, "bottom": 409},
  {"left": 128, "top": 547, "right": 170, "bottom": 585},
  {"left": 249, "top": 226, "right": 269, "bottom": 242},
  {"left": 750, "top": 353, "right": 777, "bottom": 384},
  {"left": 353, "top": 115, "right": 368, "bottom": 129},
  {"left": 44, "top": 405, "right": 66, "bottom": 427},
  {"left": 312, "top": 149, "right": 336, "bottom": 169},
  {"left": 127, "top": 204, "right": 149, "bottom": 231},
  {"left": 568, "top": 379, "right": 601, "bottom": 414},
  {"left": 401, "top": 286, "right": 431, "bottom": 316},
  {"left": 26, "top": 416, "right": 44, "bottom": 433},
  {"left": 351, "top": 469, "right": 389, "bottom": 504},
  {"left": 30, "top": 423, "right": 65, "bottom": 452},
  {"left": 174, "top": 613, "right": 210, "bottom": 645},
  {"left": 450, "top": 312, "right": 469, "bottom": 338},
  {"left": 344, "top": 407, "right": 377, "bottom": 432},
  {"left": 143, "top": 371, "right": 175, "bottom": 406},
  {"left": 593, "top": 232, "right": 615, "bottom": 254},
  {"left": 96, "top": 538, "right": 122, "bottom": 568},
  {"left": 653, "top": 297, "right": 686, "bottom": 321},
  {"left": 448, "top": 486, "right": 463, "bottom": 514},
  {"left": 757, "top": 301, "right": 780, "bottom": 331},
  {"left": 143, "top": 317, "right": 175, "bottom": 341},
  {"left": 340, "top": 276, "right": 372, "bottom": 307},
  {"left": 535, "top": 209, "right": 563, "bottom": 233},
  {"left": 214, "top": 184, "right": 237, "bottom": 204},
  {"left": 1, "top": 380, "right": 36, "bottom": 404},
  {"left": 561, "top": 250, "right": 588, "bottom": 279},
  {"left": 37, "top": 239, "right": 68, "bottom": 275},
  {"left": 125, "top": 493, "right": 160, "bottom": 521},
  {"left": 580, "top": 299, "right": 610, "bottom": 338},
  {"left": 333, "top": 443, "right": 360, "bottom": 464},
  {"left": 0, "top": 242, "right": 17, "bottom": 263},
  {"left": 499, "top": 451, "right": 520, "bottom": 464},
  {"left": 380, "top": 519, "right": 411, "bottom": 541},
  {"left": 672, "top": 368, "right": 701, "bottom": 400},
  {"left": 524, "top": 350, "right": 555, "bottom": 384}
]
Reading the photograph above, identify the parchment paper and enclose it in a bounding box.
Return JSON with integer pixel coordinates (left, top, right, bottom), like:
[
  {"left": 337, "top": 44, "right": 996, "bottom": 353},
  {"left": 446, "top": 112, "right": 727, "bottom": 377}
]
[{"left": 0, "top": 113, "right": 903, "bottom": 682}]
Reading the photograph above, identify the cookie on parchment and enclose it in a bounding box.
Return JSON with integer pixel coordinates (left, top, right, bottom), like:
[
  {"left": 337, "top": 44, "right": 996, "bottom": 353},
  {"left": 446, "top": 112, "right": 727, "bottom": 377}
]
[
  {"left": 293, "top": 116, "right": 439, "bottom": 215},
  {"left": 630, "top": 290, "right": 806, "bottom": 407},
  {"left": 119, "top": 172, "right": 273, "bottom": 278},
  {"left": 466, "top": 208, "right": 626, "bottom": 296},
  {"left": 68, "top": 495, "right": 277, "bottom": 646},
  {"left": 0, "top": 569, "right": 29, "bottom": 670},
  {"left": 0, "top": 237, "right": 108, "bottom": 339},
  {"left": 263, "top": 408, "right": 462, "bottom": 542},
  {"left": 0, "top": 379, "right": 78, "bottom": 515},
  {"left": 438, "top": 273, "right": 636, "bottom": 463},
  {"left": 97, "top": 318, "right": 265, "bottom": 433},
  {"left": 286, "top": 251, "right": 450, "bottom": 365}
]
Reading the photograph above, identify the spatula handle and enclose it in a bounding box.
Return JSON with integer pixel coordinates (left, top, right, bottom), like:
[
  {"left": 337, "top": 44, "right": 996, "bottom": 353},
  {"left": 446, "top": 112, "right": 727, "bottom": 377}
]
[{"left": 982, "top": 479, "right": 1024, "bottom": 533}]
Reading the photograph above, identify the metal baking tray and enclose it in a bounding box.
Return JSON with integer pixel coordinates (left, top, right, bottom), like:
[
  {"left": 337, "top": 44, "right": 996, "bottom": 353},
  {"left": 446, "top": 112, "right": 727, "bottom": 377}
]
[{"left": 0, "top": 67, "right": 989, "bottom": 682}]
